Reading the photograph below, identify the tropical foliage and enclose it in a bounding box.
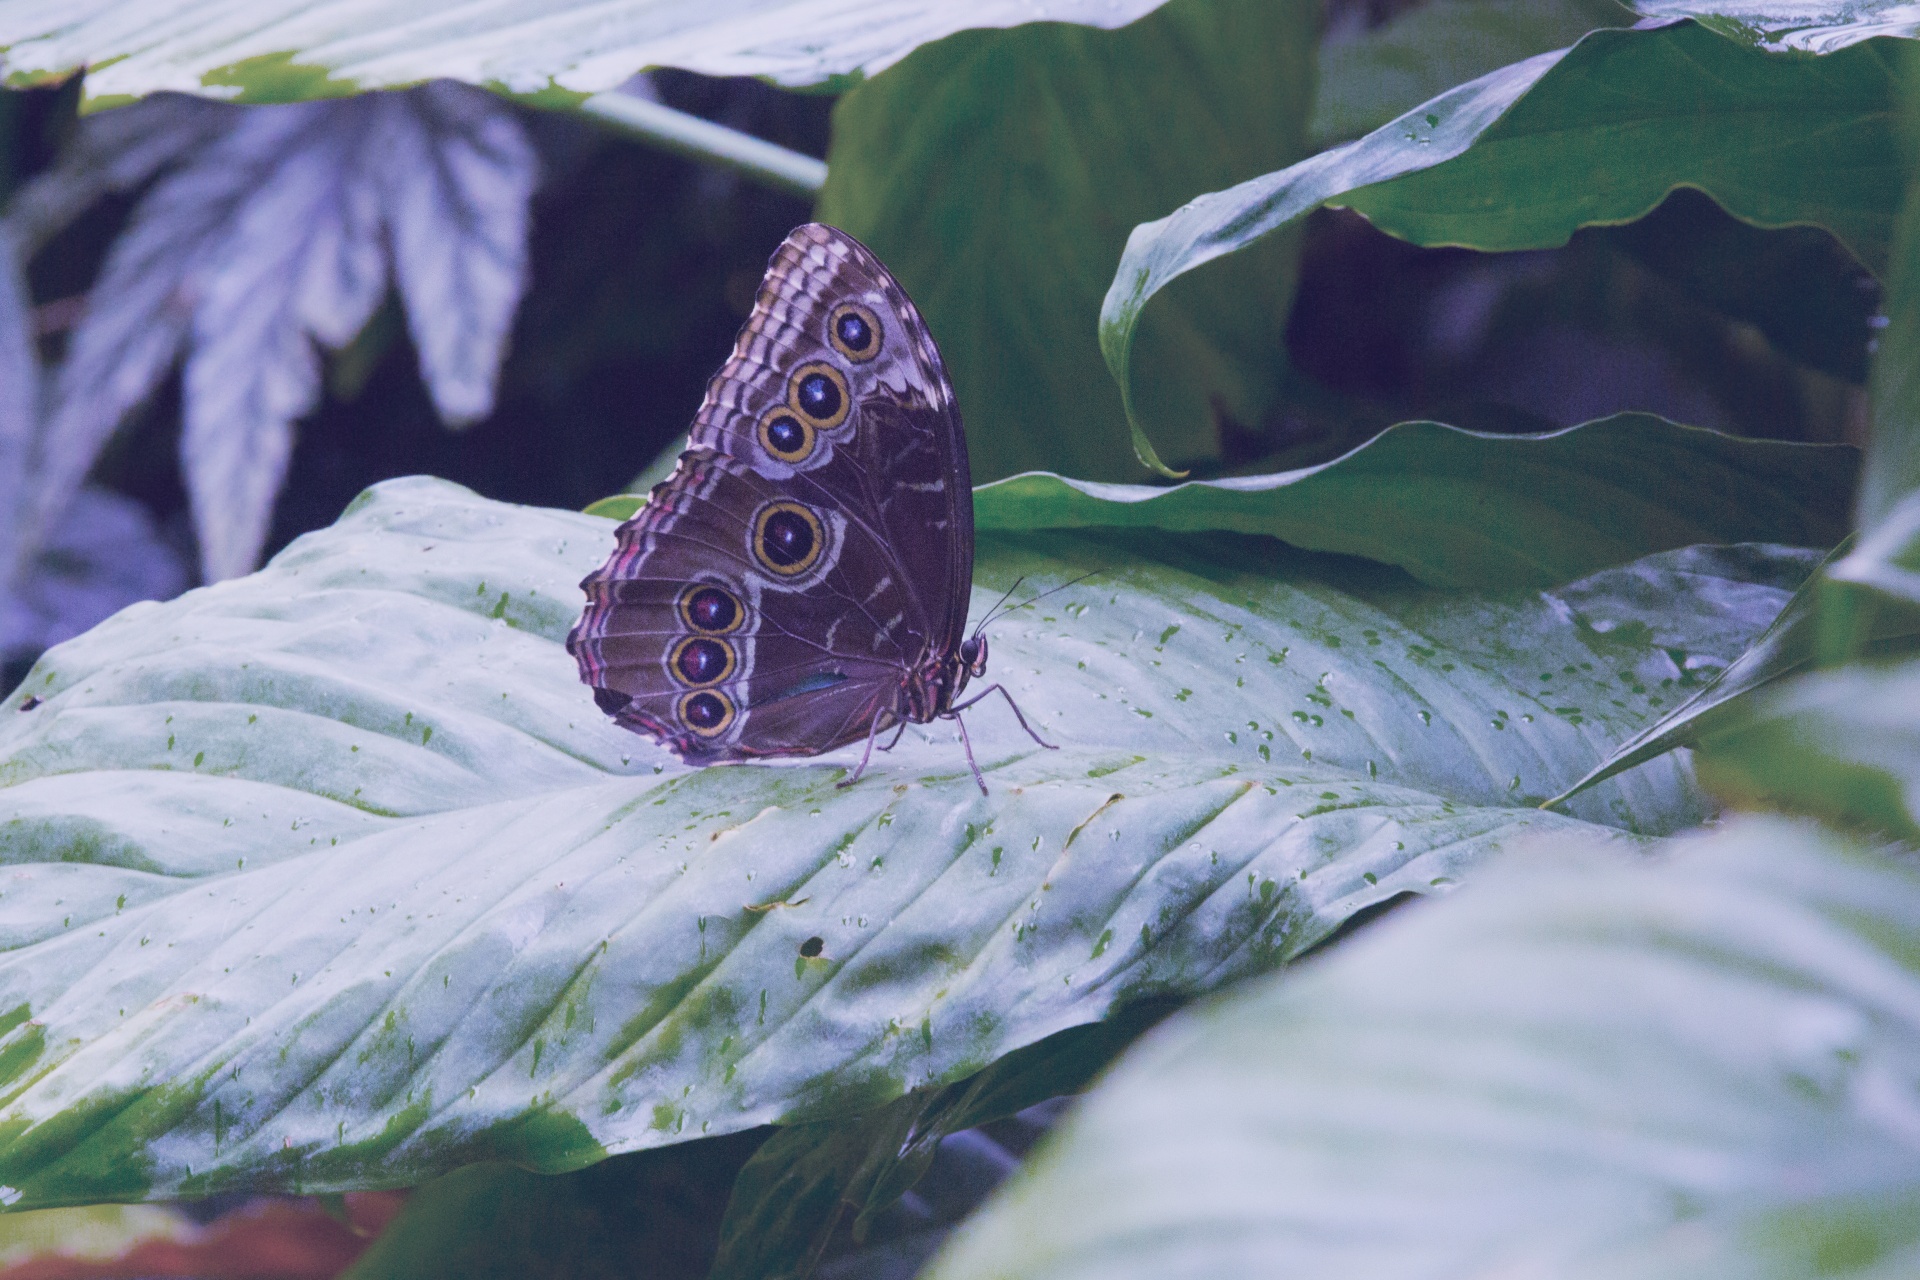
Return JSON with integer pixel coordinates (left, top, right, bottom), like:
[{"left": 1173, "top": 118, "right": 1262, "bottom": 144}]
[{"left": 0, "top": 1, "right": 1915, "bottom": 1277}]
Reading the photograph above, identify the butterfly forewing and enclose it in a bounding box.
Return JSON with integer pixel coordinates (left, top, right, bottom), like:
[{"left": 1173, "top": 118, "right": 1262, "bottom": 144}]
[{"left": 570, "top": 224, "right": 972, "bottom": 764}]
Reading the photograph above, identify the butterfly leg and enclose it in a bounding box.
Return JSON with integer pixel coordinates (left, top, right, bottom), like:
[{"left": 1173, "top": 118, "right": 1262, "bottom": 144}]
[
  {"left": 875, "top": 718, "right": 910, "bottom": 754},
  {"left": 951, "top": 709, "right": 990, "bottom": 795},
  {"left": 838, "top": 705, "right": 891, "bottom": 789},
  {"left": 949, "top": 684, "right": 1058, "bottom": 751}
]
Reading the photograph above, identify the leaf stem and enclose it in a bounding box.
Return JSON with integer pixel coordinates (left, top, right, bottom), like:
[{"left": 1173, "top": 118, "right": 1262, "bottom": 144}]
[{"left": 578, "top": 93, "right": 826, "bottom": 199}]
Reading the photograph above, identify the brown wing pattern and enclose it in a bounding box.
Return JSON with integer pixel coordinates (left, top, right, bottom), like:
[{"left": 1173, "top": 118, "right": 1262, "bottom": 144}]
[{"left": 569, "top": 224, "right": 972, "bottom": 763}]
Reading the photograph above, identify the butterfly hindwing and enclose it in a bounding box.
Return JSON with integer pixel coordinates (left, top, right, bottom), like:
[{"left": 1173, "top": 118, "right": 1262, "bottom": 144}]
[{"left": 570, "top": 224, "right": 972, "bottom": 763}]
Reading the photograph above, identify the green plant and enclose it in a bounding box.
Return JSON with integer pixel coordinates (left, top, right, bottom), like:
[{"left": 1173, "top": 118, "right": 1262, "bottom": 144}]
[{"left": 0, "top": 1, "right": 1913, "bottom": 1277}]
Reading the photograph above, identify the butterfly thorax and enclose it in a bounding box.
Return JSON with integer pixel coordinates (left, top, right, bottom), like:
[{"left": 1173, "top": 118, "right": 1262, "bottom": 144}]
[{"left": 898, "top": 634, "right": 985, "bottom": 725}]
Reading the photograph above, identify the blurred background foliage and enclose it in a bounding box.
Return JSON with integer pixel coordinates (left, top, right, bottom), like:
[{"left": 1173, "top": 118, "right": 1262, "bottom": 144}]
[
  {"left": 0, "top": 0, "right": 1879, "bottom": 703},
  {"left": 0, "top": 2, "right": 1909, "bottom": 1277}
]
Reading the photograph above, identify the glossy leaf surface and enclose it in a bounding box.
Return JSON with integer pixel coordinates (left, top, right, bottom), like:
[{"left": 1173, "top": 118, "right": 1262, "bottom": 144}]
[
  {"left": 1310, "top": 0, "right": 1630, "bottom": 146},
  {"left": 0, "top": 0, "right": 1172, "bottom": 106},
  {"left": 818, "top": 0, "right": 1317, "bottom": 482},
  {"left": 1101, "top": 21, "right": 1905, "bottom": 470},
  {"left": 929, "top": 819, "right": 1920, "bottom": 1280},
  {"left": 0, "top": 475, "right": 1805, "bottom": 1205},
  {"left": 1696, "top": 653, "right": 1920, "bottom": 839},
  {"left": 973, "top": 414, "right": 1853, "bottom": 590}
]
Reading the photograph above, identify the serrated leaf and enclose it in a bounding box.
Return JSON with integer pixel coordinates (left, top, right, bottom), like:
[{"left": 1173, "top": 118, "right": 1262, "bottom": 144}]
[
  {"left": 15, "top": 82, "right": 534, "bottom": 583},
  {"left": 817, "top": 0, "right": 1317, "bottom": 482},
  {"left": 1100, "top": 22, "right": 1905, "bottom": 469},
  {"left": 0, "top": 485, "right": 192, "bottom": 666},
  {"left": 0, "top": 1, "right": 1173, "bottom": 105},
  {"left": 927, "top": 819, "right": 1920, "bottom": 1280},
  {"left": 0, "top": 474, "right": 1811, "bottom": 1205}
]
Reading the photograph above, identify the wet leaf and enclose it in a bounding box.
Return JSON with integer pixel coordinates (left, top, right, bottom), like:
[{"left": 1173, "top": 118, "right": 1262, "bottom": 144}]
[{"left": 0, "top": 478, "right": 1802, "bottom": 1204}]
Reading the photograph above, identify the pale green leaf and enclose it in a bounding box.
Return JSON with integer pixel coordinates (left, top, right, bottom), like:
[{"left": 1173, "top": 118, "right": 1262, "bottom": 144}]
[
  {"left": 0, "top": 0, "right": 1174, "bottom": 105},
  {"left": 0, "top": 476, "right": 1800, "bottom": 1204},
  {"left": 929, "top": 818, "right": 1920, "bottom": 1280}
]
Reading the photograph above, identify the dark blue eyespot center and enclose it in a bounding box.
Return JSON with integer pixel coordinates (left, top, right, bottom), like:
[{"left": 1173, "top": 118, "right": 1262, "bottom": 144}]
[
  {"left": 685, "top": 587, "right": 739, "bottom": 632},
  {"left": 676, "top": 637, "right": 730, "bottom": 684},
  {"left": 762, "top": 510, "right": 816, "bottom": 567},
  {"left": 835, "top": 312, "right": 872, "bottom": 353},
  {"left": 766, "top": 414, "right": 806, "bottom": 454},
  {"left": 684, "top": 691, "right": 727, "bottom": 729},
  {"left": 797, "top": 372, "right": 841, "bottom": 421}
]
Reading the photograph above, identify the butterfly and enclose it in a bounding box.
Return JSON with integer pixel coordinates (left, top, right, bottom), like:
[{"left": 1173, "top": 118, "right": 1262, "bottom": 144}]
[{"left": 567, "top": 223, "right": 1053, "bottom": 793}]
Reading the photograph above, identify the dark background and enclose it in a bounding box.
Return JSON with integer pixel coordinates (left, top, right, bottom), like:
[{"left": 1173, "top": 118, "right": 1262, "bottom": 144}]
[{"left": 2, "top": 0, "right": 1877, "bottom": 622}]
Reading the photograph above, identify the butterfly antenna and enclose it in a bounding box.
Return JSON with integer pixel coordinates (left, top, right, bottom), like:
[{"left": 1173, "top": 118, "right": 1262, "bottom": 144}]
[
  {"left": 971, "top": 576, "right": 1028, "bottom": 640},
  {"left": 978, "top": 570, "right": 1102, "bottom": 633}
]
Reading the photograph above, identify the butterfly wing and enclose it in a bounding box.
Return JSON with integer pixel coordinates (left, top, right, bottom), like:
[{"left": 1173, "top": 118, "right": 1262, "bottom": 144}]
[{"left": 569, "top": 224, "right": 972, "bottom": 762}]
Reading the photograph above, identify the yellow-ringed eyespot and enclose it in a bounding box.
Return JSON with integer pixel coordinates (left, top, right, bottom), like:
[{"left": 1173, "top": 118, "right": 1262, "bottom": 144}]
[
  {"left": 677, "top": 689, "right": 736, "bottom": 737},
  {"left": 678, "top": 583, "right": 744, "bottom": 634},
  {"left": 827, "top": 303, "right": 883, "bottom": 362},
  {"left": 752, "top": 501, "right": 826, "bottom": 576},
  {"left": 757, "top": 405, "right": 816, "bottom": 463},
  {"left": 669, "top": 635, "right": 737, "bottom": 687},
  {"left": 787, "top": 362, "right": 850, "bottom": 430}
]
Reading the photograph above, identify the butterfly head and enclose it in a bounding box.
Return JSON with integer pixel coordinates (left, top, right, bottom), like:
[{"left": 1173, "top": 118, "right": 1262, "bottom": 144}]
[{"left": 960, "top": 635, "right": 989, "bottom": 679}]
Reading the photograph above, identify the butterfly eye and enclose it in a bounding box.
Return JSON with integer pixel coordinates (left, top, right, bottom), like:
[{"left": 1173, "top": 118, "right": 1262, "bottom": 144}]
[
  {"left": 828, "top": 303, "right": 882, "bottom": 362},
  {"left": 670, "top": 636, "right": 737, "bottom": 687},
  {"left": 678, "top": 584, "right": 744, "bottom": 634},
  {"left": 677, "top": 689, "right": 736, "bottom": 737},
  {"left": 788, "top": 362, "right": 850, "bottom": 430},
  {"left": 752, "top": 501, "right": 827, "bottom": 577},
  {"left": 758, "top": 408, "right": 816, "bottom": 463}
]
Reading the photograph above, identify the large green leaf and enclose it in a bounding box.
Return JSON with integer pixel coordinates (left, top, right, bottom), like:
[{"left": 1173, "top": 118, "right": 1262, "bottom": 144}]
[
  {"left": 974, "top": 414, "right": 1855, "bottom": 589},
  {"left": 1551, "top": 528, "right": 1920, "bottom": 805},
  {"left": 709, "top": 1008, "right": 1165, "bottom": 1280},
  {"left": 816, "top": 0, "right": 1317, "bottom": 483},
  {"left": 1101, "top": 21, "right": 1906, "bottom": 470},
  {"left": 928, "top": 818, "right": 1920, "bottom": 1280},
  {"left": 0, "top": 1, "right": 1171, "bottom": 105},
  {"left": 0, "top": 476, "right": 1803, "bottom": 1206},
  {"left": 1310, "top": 0, "right": 1631, "bottom": 147},
  {"left": 1629, "top": 2, "right": 1920, "bottom": 50},
  {"left": 1861, "top": 80, "right": 1920, "bottom": 539},
  {"left": 1694, "top": 652, "right": 1920, "bottom": 840},
  {"left": 339, "top": 1132, "right": 765, "bottom": 1280}
]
